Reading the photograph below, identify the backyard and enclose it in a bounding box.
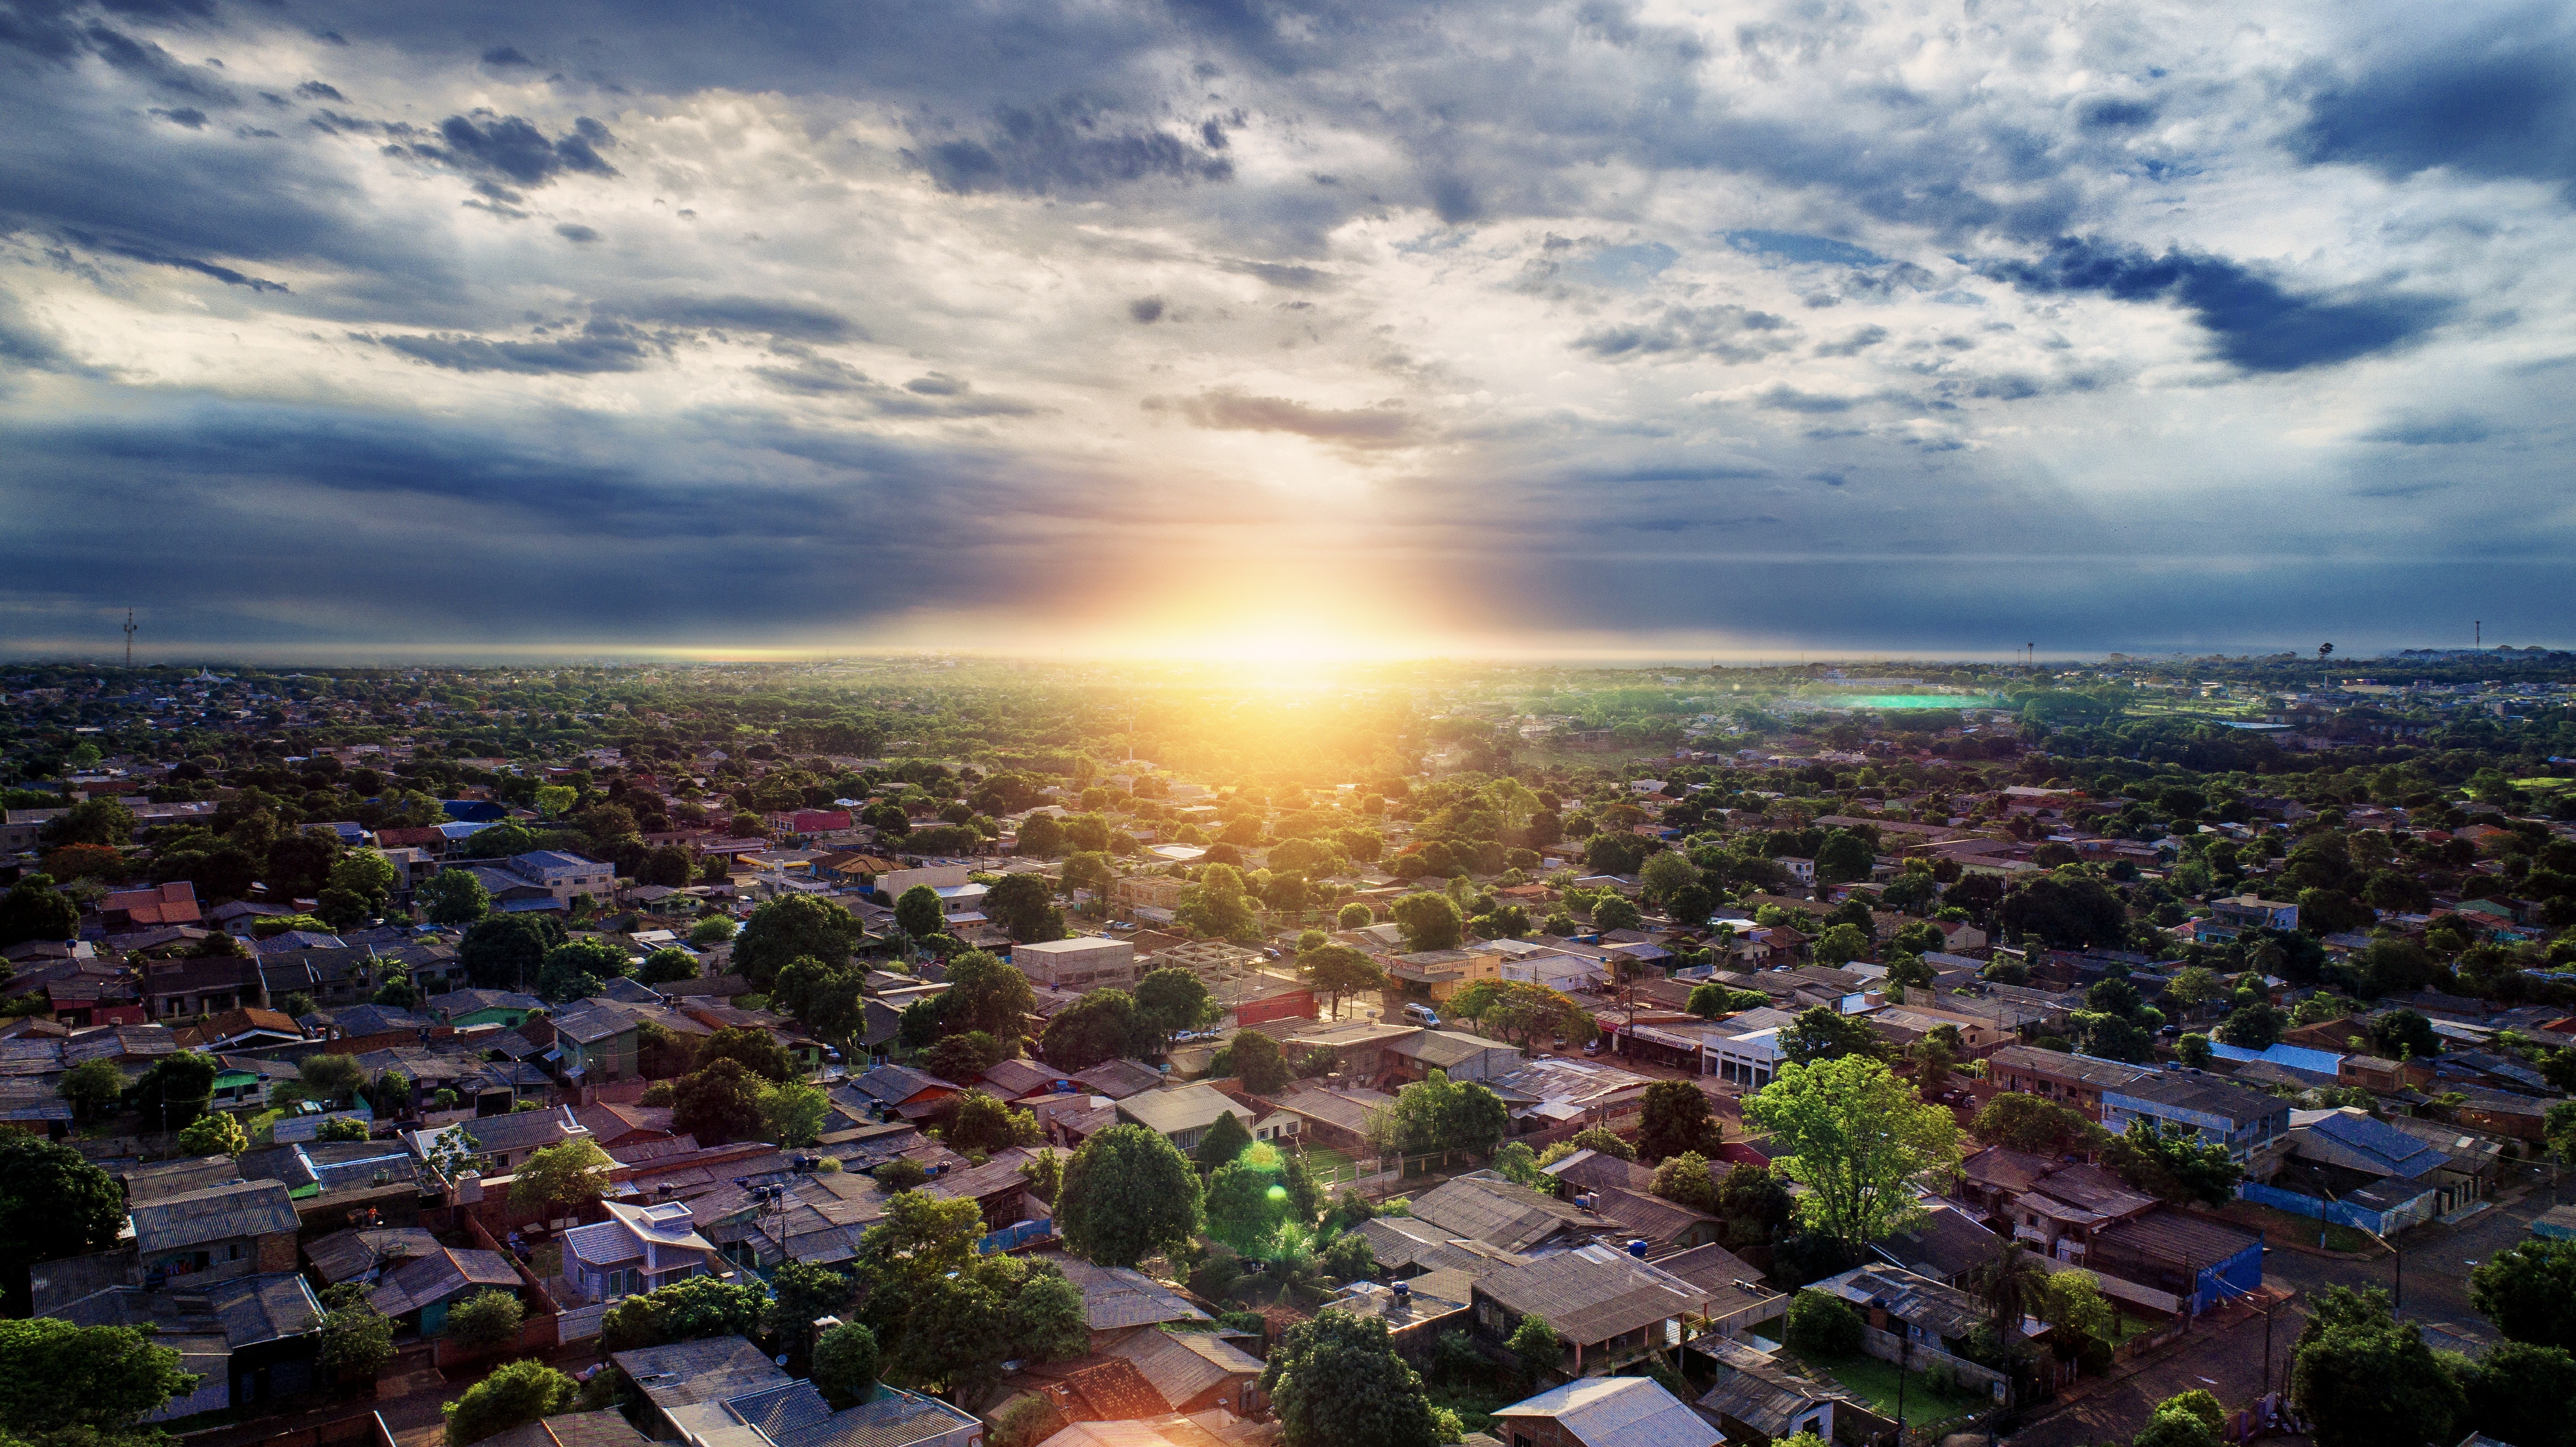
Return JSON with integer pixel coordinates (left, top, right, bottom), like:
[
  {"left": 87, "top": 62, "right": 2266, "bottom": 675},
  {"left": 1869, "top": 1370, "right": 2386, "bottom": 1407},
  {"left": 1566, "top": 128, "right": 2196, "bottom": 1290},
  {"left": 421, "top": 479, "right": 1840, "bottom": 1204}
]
[{"left": 1782, "top": 1347, "right": 1989, "bottom": 1433}]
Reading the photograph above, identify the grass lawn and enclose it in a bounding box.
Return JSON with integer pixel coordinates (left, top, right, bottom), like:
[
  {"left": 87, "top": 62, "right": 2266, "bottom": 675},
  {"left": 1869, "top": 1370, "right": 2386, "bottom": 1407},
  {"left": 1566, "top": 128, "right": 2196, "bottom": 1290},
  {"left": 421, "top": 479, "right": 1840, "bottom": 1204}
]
[
  {"left": 1426, "top": 1382, "right": 1519, "bottom": 1436},
  {"left": 244, "top": 1107, "right": 283, "bottom": 1144},
  {"left": 1299, "top": 1146, "right": 1358, "bottom": 1182},
  {"left": 2109, "top": 1311, "right": 2163, "bottom": 1344},
  {"left": 1786, "top": 1348, "right": 1986, "bottom": 1431}
]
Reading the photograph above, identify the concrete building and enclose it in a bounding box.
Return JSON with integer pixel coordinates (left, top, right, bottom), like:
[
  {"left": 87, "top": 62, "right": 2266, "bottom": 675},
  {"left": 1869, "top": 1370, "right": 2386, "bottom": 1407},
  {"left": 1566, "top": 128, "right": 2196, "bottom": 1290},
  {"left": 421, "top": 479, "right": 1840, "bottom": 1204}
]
[{"left": 1015, "top": 936, "right": 1138, "bottom": 990}]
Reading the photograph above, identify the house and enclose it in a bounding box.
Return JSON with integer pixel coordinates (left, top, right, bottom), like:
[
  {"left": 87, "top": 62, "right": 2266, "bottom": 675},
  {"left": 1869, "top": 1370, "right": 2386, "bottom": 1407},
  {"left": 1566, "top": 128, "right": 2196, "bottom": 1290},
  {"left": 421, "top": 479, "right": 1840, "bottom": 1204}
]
[
  {"left": 1955, "top": 1147, "right": 2159, "bottom": 1265},
  {"left": 366, "top": 1244, "right": 523, "bottom": 1335},
  {"left": 1472, "top": 1241, "right": 1717, "bottom": 1373},
  {"left": 175, "top": 1007, "right": 306, "bottom": 1052},
  {"left": 426, "top": 988, "right": 547, "bottom": 1029},
  {"left": 1115, "top": 1083, "right": 1257, "bottom": 1154},
  {"left": 1809, "top": 1262, "right": 2000, "bottom": 1361},
  {"left": 406, "top": 1105, "right": 591, "bottom": 1175},
  {"left": 1972, "top": 1045, "right": 2151, "bottom": 1121},
  {"left": 1695, "top": 1336, "right": 1860, "bottom": 1446},
  {"left": 137, "top": 956, "right": 256, "bottom": 1019},
  {"left": 576, "top": 1102, "right": 678, "bottom": 1150},
  {"left": 1644, "top": 1242, "right": 1786, "bottom": 1340},
  {"left": 1871, "top": 1201, "right": 2006, "bottom": 1289},
  {"left": 502, "top": 850, "right": 619, "bottom": 905},
  {"left": 616, "top": 1335, "right": 985, "bottom": 1447},
  {"left": 1411, "top": 1172, "right": 1619, "bottom": 1255},
  {"left": 851, "top": 1062, "right": 966, "bottom": 1119},
  {"left": 2208, "top": 895, "right": 2299, "bottom": 932},
  {"left": 2378, "top": 1114, "right": 2507, "bottom": 1203},
  {"left": 1098, "top": 1329, "right": 1268, "bottom": 1417},
  {"left": 2101, "top": 1069, "right": 2292, "bottom": 1168},
  {"left": 50, "top": 1273, "right": 323, "bottom": 1418},
  {"left": 1492, "top": 1375, "right": 1718, "bottom": 1447},
  {"left": 2083, "top": 1208, "right": 2264, "bottom": 1315},
  {"left": 979, "top": 1057, "right": 1081, "bottom": 1098},
  {"left": 1269, "top": 1084, "right": 1394, "bottom": 1154},
  {"left": 130, "top": 1179, "right": 302, "bottom": 1284},
  {"left": 1385, "top": 1028, "right": 1524, "bottom": 1085},
  {"left": 1073, "top": 1059, "right": 1167, "bottom": 1100},
  {"left": 101, "top": 882, "right": 202, "bottom": 929},
  {"left": 1384, "top": 946, "right": 1505, "bottom": 1008},
  {"left": 544, "top": 1000, "right": 642, "bottom": 1082},
  {"left": 561, "top": 1200, "right": 723, "bottom": 1305},
  {"left": 475, "top": 1412, "right": 653, "bottom": 1447},
  {"left": 303, "top": 1225, "right": 443, "bottom": 1287},
  {"left": 1049, "top": 1256, "right": 1214, "bottom": 1342},
  {"left": 1016, "top": 937, "right": 1139, "bottom": 990}
]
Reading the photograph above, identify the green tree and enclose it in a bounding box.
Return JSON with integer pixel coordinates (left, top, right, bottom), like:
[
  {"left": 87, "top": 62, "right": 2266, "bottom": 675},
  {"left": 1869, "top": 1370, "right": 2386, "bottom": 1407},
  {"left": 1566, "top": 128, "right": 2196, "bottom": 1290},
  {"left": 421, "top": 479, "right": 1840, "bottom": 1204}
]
[
  {"left": 923, "top": 1030, "right": 1008, "bottom": 1084},
  {"left": 1261, "top": 1309, "right": 1441, "bottom": 1447},
  {"left": 1650, "top": 1151, "right": 1719, "bottom": 1213},
  {"left": 1057, "top": 1124, "right": 1204, "bottom": 1267},
  {"left": 1389, "top": 891, "right": 1463, "bottom": 952},
  {"left": 1814, "top": 830, "right": 1876, "bottom": 885},
  {"left": 0, "top": 1316, "right": 199, "bottom": 1439},
  {"left": 1785, "top": 1289, "right": 1864, "bottom": 1355},
  {"left": 597, "top": 1275, "right": 769, "bottom": 1352},
  {"left": 1040, "top": 988, "right": 1149, "bottom": 1070},
  {"left": 1338, "top": 902, "right": 1375, "bottom": 929},
  {"left": 2291, "top": 1286, "right": 2464, "bottom": 1447},
  {"left": 329, "top": 847, "right": 400, "bottom": 905},
  {"left": 1195, "top": 1109, "right": 1255, "bottom": 1171},
  {"left": 1779, "top": 1005, "right": 1887, "bottom": 1065},
  {"left": 637, "top": 947, "right": 699, "bottom": 984},
  {"left": 1591, "top": 895, "right": 1643, "bottom": 933},
  {"left": 320, "top": 1286, "right": 399, "bottom": 1383},
  {"left": 1506, "top": 1314, "right": 1563, "bottom": 1382},
  {"left": 1301, "top": 944, "right": 1387, "bottom": 1020},
  {"left": 1493, "top": 1140, "right": 1548, "bottom": 1190},
  {"left": 1205, "top": 1146, "right": 1301, "bottom": 1254},
  {"left": 2469, "top": 1240, "right": 2576, "bottom": 1352},
  {"left": 1224, "top": 1028, "right": 1295, "bottom": 1094},
  {"left": 2460, "top": 1340, "right": 2576, "bottom": 1447},
  {"left": 1971, "top": 1093, "right": 2107, "bottom": 1155},
  {"left": 1742, "top": 1054, "right": 1960, "bottom": 1254},
  {"left": 444, "top": 1358, "right": 576, "bottom": 1446},
  {"left": 690, "top": 915, "right": 739, "bottom": 945},
  {"left": 2176, "top": 1032, "right": 2214, "bottom": 1068},
  {"left": 458, "top": 913, "right": 560, "bottom": 990},
  {"left": 2135, "top": 1399, "right": 2224, "bottom": 1447},
  {"left": 512, "top": 1138, "right": 615, "bottom": 1217},
  {"left": 0, "top": 874, "right": 80, "bottom": 947},
  {"left": 536, "top": 936, "right": 632, "bottom": 1003},
  {"left": 57, "top": 1057, "right": 126, "bottom": 1123},
  {"left": 177, "top": 1111, "right": 248, "bottom": 1157},
  {"left": 943, "top": 1090, "right": 1038, "bottom": 1154},
  {"left": 1811, "top": 922, "right": 1872, "bottom": 969},
  {"left": 2102, "top": 1119, "right": 2243, "bottom": 1206},
  {"left": 895, "top": 885, "right": 947, "bottom": 941},
  {"left": 672, "top": 1058, "right": 769, "bottom": 1145},
  {"left": 444, "top": 1290, "right": 526, "bottom": 1352},
  {"left": 812, "top": 1321, "right": 882, "bottom": 1406},
  {"left": 985, "top": 873, "right": 1065, "bottom": 943},
  {"left": 1135, "top": 967, "right": 1216, "bottom": 1049},
  {"left": 702, "top": 1024, "right": 796, "bottom": 1082},
  {"left": 1386, "top": 1069, "right": 1508, "bottom": 1156},
  {"left": 1568, "top": 1125, "right": 1635, "bottom": 1160},
  {"left": 1177, "top": 866, "right": 1263, "bottom": 944},
  {"left": 132, "top": 1048, "right": 220, "bottom": 1130},
  {"left": 737, "top": 894, "right": 863, "bottom": 987},
  {"left": 942, "top": 949, "right": 1037, "bottom": 1039},
  {"left": 1637, "top": 1079, "right": 1722, "bottom": 1161}
]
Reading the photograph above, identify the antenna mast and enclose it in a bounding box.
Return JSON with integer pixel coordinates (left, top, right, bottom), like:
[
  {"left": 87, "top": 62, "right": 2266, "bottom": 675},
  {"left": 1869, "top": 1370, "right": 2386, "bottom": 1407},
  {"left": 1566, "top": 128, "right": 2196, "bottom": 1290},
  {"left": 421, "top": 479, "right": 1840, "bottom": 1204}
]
[{"left": 123, "top": 608, "right": 137, "bottom": 667}]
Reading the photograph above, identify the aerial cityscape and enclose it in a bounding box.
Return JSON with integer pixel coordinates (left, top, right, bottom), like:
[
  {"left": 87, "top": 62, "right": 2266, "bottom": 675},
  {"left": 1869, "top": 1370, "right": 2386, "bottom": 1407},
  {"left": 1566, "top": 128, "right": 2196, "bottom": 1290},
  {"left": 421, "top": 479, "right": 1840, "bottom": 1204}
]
[{"left": 3, "top": 2, "right": 2574, "bottom": 1447}]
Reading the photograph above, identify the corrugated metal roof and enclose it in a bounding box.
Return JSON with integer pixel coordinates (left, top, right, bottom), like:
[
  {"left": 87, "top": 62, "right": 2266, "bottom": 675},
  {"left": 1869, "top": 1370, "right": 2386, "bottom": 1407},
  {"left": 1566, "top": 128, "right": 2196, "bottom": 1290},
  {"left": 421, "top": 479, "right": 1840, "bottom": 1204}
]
[
  {"left": 129, "top": 1179, "right": 299, "bottom": 1255},
  {"left": 1494, "top": 1376, "right": 1717, "bottom": 1447}
]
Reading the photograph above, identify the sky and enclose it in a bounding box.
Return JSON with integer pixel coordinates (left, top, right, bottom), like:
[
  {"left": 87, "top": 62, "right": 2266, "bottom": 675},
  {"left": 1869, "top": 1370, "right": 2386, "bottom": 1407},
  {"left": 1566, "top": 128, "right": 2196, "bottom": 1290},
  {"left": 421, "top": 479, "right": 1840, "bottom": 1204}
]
[{"left": 1, "top": 0, "right": 2571, "bottom": 663}]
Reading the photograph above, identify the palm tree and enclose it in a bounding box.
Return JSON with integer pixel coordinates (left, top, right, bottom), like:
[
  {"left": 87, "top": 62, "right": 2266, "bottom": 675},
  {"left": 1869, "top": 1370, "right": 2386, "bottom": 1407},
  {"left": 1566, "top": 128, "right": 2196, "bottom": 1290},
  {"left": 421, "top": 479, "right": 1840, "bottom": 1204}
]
[{"left": 1969, "top": 1242, "right": 2050, "bottom": 1337}]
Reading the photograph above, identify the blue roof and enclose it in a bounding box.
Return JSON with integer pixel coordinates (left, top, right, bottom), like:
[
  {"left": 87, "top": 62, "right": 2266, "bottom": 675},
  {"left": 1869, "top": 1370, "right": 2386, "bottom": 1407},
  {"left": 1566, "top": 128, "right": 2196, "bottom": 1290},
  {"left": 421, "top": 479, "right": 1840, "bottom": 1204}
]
[
  {"left": 514, "top": 850, "right": 594, "bottom": 869},
  {"left": 440, "top": 800, "right": 506, "bottom": 822},
  {"left": 2301, "top": 1110, "right": 2451, "bottom": 1179},
  {"left": 498, "top": 897, "right": 568, "bottom": 913},
  {"left": 437, "top": 821, "right": 499, "bottom": 840},
  {"left": 2209, "top": 1041, "right": 2344, "bottom": 1076}
]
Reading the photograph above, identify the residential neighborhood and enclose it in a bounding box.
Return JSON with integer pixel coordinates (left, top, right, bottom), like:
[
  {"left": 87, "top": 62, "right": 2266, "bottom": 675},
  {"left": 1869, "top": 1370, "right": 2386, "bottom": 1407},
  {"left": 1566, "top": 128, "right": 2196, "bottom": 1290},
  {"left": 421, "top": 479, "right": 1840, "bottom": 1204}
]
[{"left": 3, "top": 652, "right": 2576, "bottom": 1447}]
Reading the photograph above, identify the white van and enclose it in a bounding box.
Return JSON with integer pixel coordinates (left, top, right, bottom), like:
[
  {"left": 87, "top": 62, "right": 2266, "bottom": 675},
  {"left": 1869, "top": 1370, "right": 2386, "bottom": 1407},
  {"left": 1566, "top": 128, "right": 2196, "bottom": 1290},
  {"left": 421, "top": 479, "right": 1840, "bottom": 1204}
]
[{"left": 1402, "top": 1002, "right": 1442, "bottom": 1028}]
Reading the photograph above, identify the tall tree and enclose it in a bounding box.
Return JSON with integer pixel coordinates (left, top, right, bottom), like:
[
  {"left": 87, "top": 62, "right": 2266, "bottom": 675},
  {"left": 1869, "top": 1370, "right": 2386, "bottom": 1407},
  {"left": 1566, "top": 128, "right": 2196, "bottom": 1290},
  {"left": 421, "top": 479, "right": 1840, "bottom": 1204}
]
[
  {"left": 702, "top": 1024, "right": 797, "bottom": 1083},
  {"left": 1222, "top": 1029, "right": 1294, "bottom": 1094},
  {"left": 672, "top": 1059, "right": 768, "bottom": 1145},
  {"left": 1779, "top": 1005, "right": 1888, "bottom": 1064},
  {"left": 442, "top": 1358, "right": 576, "bottom": 1447},
  {"left": 0, "top": 1318, "right": 198, "bottom": 1440},
  {"left": 1742, "top": 1054, "right": 1960, "bottom": 1255},
  {"left": 1637, "top": 1079, "right": 1723, "bottom": 1161},
  {"left": 1056, "top": 1124, "right": 1204, "bottom": 1267},
  {"left": 984, "top": 873, "right": 1065, "bottom": 943},
  {"left": 1260, "top": 1310, "right": 1441, "bottom": 1447},
  {"left": 2291, "top": 1286, "right": 2464, "bottom": 1447},
  {"left": 1388, "top": 892, "right": 1463, "bottom": 952},
  {"left": 894, "top": 885, "right": 947, "bottom": 942},
  {"left": 943, "top": 949, "right": 1037, "bottom": 1040},
  {"left": 1040, "top": 988, "right": 1149, "bottom": 1070},
  {"left": 1300, "top": 944, "right": 1386, "bottom": 1019},
  {"left": 1134, "top": 967, "right": 1216, "bottom": 1049},
  {"left": 2469, "top": 1240, "right": 2576, "bottom": 1352},
  {"left": 458, "top": 913, "right": 561, "bottom": 990},
  {"left": 735, "top": 894, "right": 863, "bottom": 987}
]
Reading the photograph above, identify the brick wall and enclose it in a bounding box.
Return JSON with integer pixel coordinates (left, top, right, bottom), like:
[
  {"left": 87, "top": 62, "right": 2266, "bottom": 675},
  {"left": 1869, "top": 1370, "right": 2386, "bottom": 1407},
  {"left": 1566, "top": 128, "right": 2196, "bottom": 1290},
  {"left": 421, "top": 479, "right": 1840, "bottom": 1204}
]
[{"left": 257, "top": 1231, "right": 301, "bottom": 1273}]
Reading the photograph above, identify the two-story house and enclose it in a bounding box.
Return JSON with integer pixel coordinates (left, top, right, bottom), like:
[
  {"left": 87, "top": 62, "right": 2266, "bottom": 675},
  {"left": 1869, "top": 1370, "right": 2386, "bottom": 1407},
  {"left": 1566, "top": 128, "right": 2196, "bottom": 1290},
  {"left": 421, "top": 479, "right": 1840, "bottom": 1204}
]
[
  {"left": 2101, "top": 1068, "right": 2292, "bottom": 1168},
  {"left": 561, "top": 1200, "right": 722, "bottom": 1305},
  {"left": 1971, "top": 1044, "right": 2152, "bottom": 1122},
  {"left": 130, "top": 1179, "right": 302, "bottom": 1284}
]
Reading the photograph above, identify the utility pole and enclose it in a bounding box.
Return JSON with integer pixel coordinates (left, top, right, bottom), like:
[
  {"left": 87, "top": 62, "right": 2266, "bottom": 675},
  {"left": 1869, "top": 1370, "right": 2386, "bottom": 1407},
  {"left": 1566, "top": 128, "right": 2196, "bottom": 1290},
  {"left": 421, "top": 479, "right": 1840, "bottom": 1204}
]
[{"left": 124, "top": 608, "right": 137, "bottom": 667}]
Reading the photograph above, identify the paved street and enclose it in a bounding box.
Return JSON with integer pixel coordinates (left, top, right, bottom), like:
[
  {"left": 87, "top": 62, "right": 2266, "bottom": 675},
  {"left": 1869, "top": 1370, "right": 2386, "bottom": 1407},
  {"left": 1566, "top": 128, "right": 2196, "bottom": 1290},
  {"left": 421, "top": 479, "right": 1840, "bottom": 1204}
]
[
  {"left": 2010, "top": 1297, "right": 2304, "bottom": 1447},
  {"left": 2256, "top": 1164, "right": 2564, "bottom": 1356}
]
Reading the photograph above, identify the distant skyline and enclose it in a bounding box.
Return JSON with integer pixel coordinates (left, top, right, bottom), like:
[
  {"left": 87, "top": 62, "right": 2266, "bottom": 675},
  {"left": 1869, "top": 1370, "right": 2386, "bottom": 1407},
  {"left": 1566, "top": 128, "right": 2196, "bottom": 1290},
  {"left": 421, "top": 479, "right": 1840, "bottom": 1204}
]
[{"left": 2, "top": 1, "right": 2571, "bottom": 658}]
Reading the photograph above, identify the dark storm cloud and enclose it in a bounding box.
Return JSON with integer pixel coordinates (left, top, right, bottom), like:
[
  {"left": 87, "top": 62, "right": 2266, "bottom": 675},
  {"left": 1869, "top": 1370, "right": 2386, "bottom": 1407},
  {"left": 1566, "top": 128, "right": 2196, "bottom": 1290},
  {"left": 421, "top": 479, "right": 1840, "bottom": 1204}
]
[
  {"left": 2289, "top": 18, "right": 2576, "bottom": 194},
  {"left": 1146, "top": 390, "right": 1420, "bottom": 448},
  {"left": 360, "top": 321, "right": 661, "bottom": 373},
  {"left": 1975, "top": 237, "right": 2451, "bottom": 372},
  {"left": 396, "top": 114, "right": 618, "bottom": 191},
  {"left": 909, "top": 104, "right": 1232, "bottom": 196},
  {"left": 612, "top": 296, "right": 862, "bottom": 343},
  {"left": 1575, "top": 305, "right": 1795, "bottom": 363},
  {"left": 65, "top": 230, "right": 289, "bottom": 290}
]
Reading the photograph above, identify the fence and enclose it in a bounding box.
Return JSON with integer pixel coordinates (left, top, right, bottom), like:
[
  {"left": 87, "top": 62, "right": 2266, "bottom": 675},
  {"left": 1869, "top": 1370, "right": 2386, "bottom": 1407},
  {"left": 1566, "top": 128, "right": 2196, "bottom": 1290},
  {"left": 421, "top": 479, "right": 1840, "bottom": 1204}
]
[
  {"left": 978, "top": 1218, "right": 1056, "bottom": 1254},
  {"left": 1855, "top": 1325, "right": 2012, "bottom": 1402},
  {"left": 2237, "top": 1179, "right": 2434, "bottom": 1235}
]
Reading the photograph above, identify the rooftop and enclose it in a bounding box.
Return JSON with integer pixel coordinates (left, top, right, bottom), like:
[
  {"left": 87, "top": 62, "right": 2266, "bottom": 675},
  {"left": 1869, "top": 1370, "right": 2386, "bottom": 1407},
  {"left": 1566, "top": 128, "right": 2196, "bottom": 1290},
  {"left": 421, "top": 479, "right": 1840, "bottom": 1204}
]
[
  {"left": 1477, "top": 1242, "right": 1716, "bottom": 1346},
  {"left": 1494, "top": 1376, "right": 1717, "bottom": 1447}
]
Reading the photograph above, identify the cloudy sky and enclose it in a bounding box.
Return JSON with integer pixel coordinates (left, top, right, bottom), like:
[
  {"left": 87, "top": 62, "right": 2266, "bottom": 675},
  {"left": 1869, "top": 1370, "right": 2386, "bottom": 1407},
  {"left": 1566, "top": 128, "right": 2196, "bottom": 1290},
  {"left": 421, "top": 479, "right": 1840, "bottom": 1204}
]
[{"left": 2, "top": 0, "right": 2570, "bottom": 662}]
